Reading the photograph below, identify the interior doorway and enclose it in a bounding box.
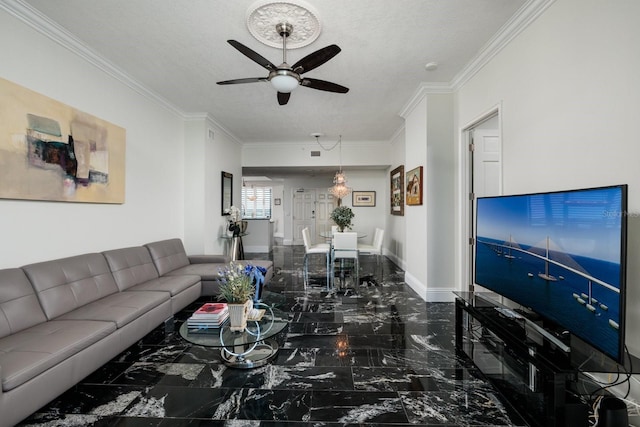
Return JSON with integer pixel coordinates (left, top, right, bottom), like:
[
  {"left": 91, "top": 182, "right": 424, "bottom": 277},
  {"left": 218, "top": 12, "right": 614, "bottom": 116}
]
[
  {"left": 460, "top": 108, "right": 502, "bottom": 292},
  {"left": 291, "top": 188, "right": 337, "bottom": 245}
]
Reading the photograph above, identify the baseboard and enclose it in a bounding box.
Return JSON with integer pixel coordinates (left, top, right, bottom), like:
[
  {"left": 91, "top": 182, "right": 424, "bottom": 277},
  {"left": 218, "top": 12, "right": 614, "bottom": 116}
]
[
  {"left": 404, "top": 271, "right": 426, "bottom": 300},
  {"left": 403, "top": 272, "right": 457, "bottom": 302},
  {"left": 384, "top": 250, "right": 406, "bottom": 271}
]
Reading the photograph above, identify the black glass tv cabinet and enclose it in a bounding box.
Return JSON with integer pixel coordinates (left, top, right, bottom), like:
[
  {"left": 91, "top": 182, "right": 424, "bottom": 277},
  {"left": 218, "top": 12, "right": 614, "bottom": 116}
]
[{"left": 454, "top": 291, "right": 586, "bottom": 427}]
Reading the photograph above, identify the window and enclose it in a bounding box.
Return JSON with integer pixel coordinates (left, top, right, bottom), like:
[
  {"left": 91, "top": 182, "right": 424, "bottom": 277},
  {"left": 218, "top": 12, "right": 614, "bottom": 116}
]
[{"left": 241, "top": 186, "right": 272, "bottom": 219}]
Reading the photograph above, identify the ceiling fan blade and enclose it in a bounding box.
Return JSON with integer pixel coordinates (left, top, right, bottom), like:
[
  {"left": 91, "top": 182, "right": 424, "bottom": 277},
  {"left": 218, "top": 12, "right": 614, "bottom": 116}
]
[
  {"left": 217, "top": 77, "right": 267, "bottom": 85},
  {"left": 292, "top": 44, "right": 341, "bottom": 74},
  {"left": 277, "top": 92, "right": 291, "bottom": 105},
  {"left": 301, "top": 78, "right": 349, "bottom": 93},
  {"left": 227, "top": 40, "right": 276, "bottom": 71}
]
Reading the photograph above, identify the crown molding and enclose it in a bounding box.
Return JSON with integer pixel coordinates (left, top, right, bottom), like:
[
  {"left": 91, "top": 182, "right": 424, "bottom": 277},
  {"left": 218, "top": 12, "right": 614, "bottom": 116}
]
[
  {"left": 0, "top": 0, "right": 187, "bottom": 118},
  {"left": 398, "top": 0, "right": 555, "bottom": 119},
  {"left": 450, "top": 0, "right": 556, "bottom": 90},
  {"left": 183, "top": 113, "right": 244, "bottom": 146},
  {"left": 398, "top": 83, "right": 453, "bottom": 118}
]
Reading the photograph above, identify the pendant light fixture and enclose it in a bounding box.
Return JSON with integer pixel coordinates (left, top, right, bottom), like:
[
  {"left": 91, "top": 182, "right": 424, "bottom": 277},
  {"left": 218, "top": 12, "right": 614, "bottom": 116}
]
[{"left": 313, "top": 133, "right": 351, "bottom": 205}]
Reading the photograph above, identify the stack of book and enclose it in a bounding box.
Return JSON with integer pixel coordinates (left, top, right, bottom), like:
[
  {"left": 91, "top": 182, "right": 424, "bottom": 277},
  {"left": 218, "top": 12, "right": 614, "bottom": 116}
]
[{"left": 186, "top": 302, "right": 229, "bottom": 329}]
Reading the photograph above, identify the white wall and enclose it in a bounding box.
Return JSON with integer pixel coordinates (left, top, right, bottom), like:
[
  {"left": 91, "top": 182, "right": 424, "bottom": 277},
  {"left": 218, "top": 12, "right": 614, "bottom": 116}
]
[
  {"left": 242, "top": 139, "right": 392, "bottom": 169},
  {"left": 276, "top": 170, "right": 388, "bottom": 244},
  {"left": 184, "top": 117, "right": 242, "bottom": 256},
  {"left": 402, "top": 96, "right": 429, "bottom": 297},
  {"left": 337, "top": 169, "right": 388, "bottom": 238},
  {"left": 386, "top": 128, "right": 406, "bottom": 268},
  {"left": 0, "top": 9, "right": 186, "bottom": 267},
  {"left": 426, "top": 94, "right": 455, "bottom": 297},
  {"left": 456, "top": 0, "right": 640, "bottom": 400},
  {"left": 401, "top": 93, "right": 455, "bottom": 301},
  {"left": 271, "top": 182, "right": 285, "bottom": 238}
]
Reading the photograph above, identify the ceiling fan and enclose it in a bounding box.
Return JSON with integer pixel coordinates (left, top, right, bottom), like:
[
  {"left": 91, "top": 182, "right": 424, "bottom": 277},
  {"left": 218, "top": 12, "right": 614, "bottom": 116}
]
[{"left": 217, "top": 23, "right": 349, "bottom": 106}]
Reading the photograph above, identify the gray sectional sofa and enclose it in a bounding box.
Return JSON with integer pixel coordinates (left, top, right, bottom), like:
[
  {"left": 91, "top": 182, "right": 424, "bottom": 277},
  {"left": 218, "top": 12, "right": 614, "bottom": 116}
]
[{"left": 0, "top": 238, "right": 273, "bottom": 427}]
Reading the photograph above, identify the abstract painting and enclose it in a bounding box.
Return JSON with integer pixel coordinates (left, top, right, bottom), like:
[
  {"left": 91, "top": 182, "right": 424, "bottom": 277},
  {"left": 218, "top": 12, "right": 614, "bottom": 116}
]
[{"left": 0, "top": 77, "right": 125, "bottom": 203}]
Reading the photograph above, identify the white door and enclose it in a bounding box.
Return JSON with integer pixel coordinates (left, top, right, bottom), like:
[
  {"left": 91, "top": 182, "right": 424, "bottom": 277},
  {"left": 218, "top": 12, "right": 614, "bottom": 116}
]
[
  {"left": 292, "top": 189, "right": 316, "bottom": 245},
  {"left": 470, "top": 126, "right": 501, "bottom": 290},
  {"left": 472, "top": 129, "right": 502, "bottom": 198},
  {"left": 315, "top": 190, "right": 336, "bottom": 236}
]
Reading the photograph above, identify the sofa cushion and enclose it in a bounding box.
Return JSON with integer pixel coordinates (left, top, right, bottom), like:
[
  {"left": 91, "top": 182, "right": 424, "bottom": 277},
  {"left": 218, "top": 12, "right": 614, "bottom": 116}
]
[
  {"left": 164, "top": 263, "right": 227, "bottom": 281},
  {"left": 188, "top": 254, "right": 230, "bottom": 264},
  {"left": 127, "top": 275, "right": 201, "bottom": 296},
  {"left": 0, "top": 319, "right": 116, "bottom": 391},
  {"left": 22, "top": 253, "right": 120, "bottom": 320},
  {"left": 58, "top": 290, "right": 169, "bottom": 328},
  {"left": 0, "top": 269, "right": 48, "bottom": 339},
  {"left": 166, "top": 260, "right": 273, "bottom": 280},
  {"left": 103, "top": 246, "right": 161, "bottom": 291},
  {"left": 145, "top": 238, "right": 190, "bottom": 276}
]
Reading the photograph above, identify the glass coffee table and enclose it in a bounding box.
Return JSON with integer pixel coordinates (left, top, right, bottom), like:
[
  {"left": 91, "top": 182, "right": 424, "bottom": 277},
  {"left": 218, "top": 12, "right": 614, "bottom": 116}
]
[{"left": 179, "top": 300, "right": 288, "bottom": 369}]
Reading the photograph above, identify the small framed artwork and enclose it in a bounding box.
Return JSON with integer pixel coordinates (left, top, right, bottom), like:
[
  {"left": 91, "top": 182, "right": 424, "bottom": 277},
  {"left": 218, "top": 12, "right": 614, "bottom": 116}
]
[
  {"left": 405, "top": 166, "right": 423, "bottom": 206},
  {"left": 274, "top": 198, "right": 281, "bottom": 206},
  {"left": 390, "top": 165, "right": 404, "bottom": 215},
  {"left": 352, "top": 191, "right": 376, "bottom": 207}
]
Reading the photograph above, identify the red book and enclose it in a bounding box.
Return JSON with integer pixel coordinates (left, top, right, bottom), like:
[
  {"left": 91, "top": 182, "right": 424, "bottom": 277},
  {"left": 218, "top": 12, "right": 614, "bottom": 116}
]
[{"left": 192, "top": 303, "right": 228, "bottom": 319}]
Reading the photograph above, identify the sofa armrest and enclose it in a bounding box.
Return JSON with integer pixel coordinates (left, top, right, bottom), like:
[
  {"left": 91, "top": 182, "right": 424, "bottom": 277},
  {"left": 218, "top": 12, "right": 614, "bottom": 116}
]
[{"left": 188, "top": 255, "right": 230, "bottom": 264}]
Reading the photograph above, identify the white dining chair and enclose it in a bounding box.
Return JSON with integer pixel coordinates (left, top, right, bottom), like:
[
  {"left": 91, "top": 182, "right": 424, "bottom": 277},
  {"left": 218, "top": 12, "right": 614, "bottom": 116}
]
[
  {"left": 302, "top": 227, "right": 331, "bottom": 289},
  {"left": 358, "top": 228, "right": 384, "bottom": 281},
  {"left": 331, "top": 231, "right": 359, "bottom": 290}
]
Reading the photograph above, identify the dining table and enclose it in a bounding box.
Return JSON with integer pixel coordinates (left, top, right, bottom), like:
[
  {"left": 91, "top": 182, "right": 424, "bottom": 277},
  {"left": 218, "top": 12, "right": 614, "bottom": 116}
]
[
  {"left": 318, "top": 231, "right": 366, "bottom": 290},
  {"left": 319, "top": 231, "right": 367, "bottom": 240}
]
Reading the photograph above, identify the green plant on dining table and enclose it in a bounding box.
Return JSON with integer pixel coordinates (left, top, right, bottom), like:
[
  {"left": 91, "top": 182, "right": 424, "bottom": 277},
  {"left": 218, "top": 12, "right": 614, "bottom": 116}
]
[{"left": 330, "top": 205, "right": 355, "bottom": 232}]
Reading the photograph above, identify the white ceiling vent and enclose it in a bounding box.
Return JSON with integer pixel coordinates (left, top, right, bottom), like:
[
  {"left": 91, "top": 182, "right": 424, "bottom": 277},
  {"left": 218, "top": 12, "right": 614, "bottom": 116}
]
[{"left": 310, "top": 151, "right": 321, "bottom": 157}]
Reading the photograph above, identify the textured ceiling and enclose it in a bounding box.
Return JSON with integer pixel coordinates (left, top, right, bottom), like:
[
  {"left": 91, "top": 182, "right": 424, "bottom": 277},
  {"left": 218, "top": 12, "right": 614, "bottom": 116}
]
[{"left": 20, "top": 0, "right": 528, "bottom": 144}]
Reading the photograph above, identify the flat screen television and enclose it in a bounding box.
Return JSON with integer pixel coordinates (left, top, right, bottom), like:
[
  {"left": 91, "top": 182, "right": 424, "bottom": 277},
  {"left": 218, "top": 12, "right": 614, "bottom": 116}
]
[{"left": 474, "top": 184, "right": 628, "bottom": 363}]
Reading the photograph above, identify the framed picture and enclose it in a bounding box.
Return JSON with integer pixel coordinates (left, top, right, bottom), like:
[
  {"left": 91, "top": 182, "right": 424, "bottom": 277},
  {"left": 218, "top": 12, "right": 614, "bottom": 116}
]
[
  {"left": 0, "top": 77, "right": 126, "bottom": 203},
  {"left": 390, "top": 165, "right": 404, "bottom": 215},
  {"left": 221, "top": 171, "right": 232, "bottom": 215},
  {"left": 352, "top": 191, "right": 376, "bottom": 207},
  {"left": 405, "top": 166, "right": 423, "bottom": 206},
  {"left": 274, "top": 198, "right": 281, "bottom": 206}
]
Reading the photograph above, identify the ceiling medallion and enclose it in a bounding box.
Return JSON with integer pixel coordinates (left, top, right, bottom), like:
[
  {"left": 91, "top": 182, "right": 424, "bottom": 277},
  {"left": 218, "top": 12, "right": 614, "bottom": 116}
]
[{"left": 246, "top": 0, "right": 321, "bottom": 49}]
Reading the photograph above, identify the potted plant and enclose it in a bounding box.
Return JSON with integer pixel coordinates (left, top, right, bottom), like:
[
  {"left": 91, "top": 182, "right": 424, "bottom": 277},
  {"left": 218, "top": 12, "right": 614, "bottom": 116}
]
[
  {"left": 218, "top": 261, "right": 255, "bottom": 331},
  {"left": 217, "top": 262, "right": 267, "bottom": 331},
  {"left": 330, "top": 205, "right": 355, "bottom": 232}
]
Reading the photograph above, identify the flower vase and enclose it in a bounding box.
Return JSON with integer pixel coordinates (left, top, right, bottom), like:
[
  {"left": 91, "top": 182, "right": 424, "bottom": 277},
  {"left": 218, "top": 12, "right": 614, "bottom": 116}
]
[{"left": 227, "top": 300, "right": 251, "bottom": 331}]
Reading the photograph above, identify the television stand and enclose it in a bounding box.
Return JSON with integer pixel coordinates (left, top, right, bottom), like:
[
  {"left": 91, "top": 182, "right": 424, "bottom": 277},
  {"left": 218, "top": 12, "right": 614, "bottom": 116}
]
[
  {"left": 493, "top": 305, "right": 571, "bottom": 354},
  {"left": 454, "top": 292, "right": 581, "bottom": 427}
]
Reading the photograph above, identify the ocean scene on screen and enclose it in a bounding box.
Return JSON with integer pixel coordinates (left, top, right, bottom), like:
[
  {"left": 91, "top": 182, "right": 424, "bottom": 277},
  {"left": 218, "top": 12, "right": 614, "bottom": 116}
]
[{"left": 475, "top": 186, "right": 625, "bottom": 361}]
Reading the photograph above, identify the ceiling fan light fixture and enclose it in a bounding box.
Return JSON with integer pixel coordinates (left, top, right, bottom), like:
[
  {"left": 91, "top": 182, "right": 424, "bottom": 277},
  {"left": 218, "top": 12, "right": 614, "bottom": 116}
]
[{"left": 270, "top": 70, "right": 299, "bottom": 92}]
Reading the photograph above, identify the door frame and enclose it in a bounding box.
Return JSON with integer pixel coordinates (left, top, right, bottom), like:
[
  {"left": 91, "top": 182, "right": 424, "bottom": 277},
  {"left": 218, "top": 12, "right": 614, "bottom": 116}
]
[{"left": 456, "top": 103, "right": 502, "bottom": 292}]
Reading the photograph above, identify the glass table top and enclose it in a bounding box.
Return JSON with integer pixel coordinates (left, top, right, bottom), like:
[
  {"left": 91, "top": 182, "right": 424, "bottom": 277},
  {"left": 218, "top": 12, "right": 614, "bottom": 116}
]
[{"left": 179, "top": 297, "right": 288, "bottom": 349}]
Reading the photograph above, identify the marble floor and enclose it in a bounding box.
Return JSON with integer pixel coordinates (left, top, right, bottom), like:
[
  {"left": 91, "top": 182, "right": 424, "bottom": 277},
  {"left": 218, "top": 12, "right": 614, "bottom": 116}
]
[{"left": 19, "top": 245, "right": 528, "bottom": 427}]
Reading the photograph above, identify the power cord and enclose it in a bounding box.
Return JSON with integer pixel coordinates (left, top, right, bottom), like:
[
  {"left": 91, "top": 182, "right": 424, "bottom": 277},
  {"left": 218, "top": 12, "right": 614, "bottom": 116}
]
[{"left": 581, "top": 345, "right": 634, "bottom": 426}]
